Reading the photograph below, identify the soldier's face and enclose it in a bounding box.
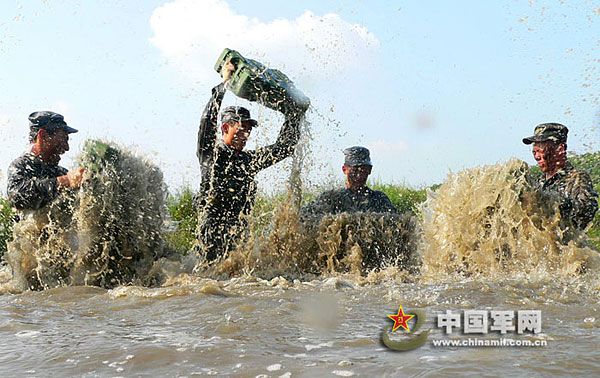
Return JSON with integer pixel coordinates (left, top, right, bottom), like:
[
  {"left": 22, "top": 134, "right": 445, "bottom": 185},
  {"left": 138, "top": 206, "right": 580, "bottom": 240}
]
[
  {"left": 343, "top": 164, "right": 372, "bottom": 189},
  {"left": 222, "top": 121, "right": 252, "bottom": 152},
  {"left": 40, "top": 129, "right": 70, "bottom": 163},
  {"left": 532, "top": 141, "right": 564, "bottom": 173}
]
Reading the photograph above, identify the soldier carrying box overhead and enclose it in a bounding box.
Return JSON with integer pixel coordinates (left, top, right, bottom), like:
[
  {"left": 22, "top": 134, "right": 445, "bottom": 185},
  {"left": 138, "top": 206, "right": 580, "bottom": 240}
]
[{"left": 194, "top": 59, "right": 308, "bottom": 263}]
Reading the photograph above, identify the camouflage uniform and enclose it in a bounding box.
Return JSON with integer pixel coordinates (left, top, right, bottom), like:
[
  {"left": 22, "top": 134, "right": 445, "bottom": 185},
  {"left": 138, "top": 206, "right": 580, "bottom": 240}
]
[
  {"left": 300, "top": 146, "right": 397, "bottom": 218},
  {"left": 523, "top": 122, "right": 598, "bottom": 230},
  {"left": 7, "top": 152, "right": 68, "bottom": 211},
  {"left": 540, "top": 161, "right": 598, "bottom": 230},
  {"left": 300, "top": 187, "right": 397, "bottom": 219},
  {"left": 7, "top": 111, "right": 78, "bottom": 211},
  {"left": 196, "top": 83, "right": 304, "bottom": 261}
]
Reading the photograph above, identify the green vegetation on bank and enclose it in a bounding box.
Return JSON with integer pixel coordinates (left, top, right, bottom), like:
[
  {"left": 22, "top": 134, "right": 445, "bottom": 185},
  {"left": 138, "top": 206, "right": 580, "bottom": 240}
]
[
  {"left": 371, "top": 183, "right": 428, "bottom": 214},
  {"left": 163, "top": 151, "right": 600, "bottom": 253},
  {"left": 2, "top": 152, "right": 599, "bottom": 257},
  {"left": 164, "top": 188, "right": 197, "bottom": 254},
  {"left": 162, "top": 184, "right": 429, "bottom": 254},
  {"left": 0, "top": 198, "right": 14, "bottom": 258}
]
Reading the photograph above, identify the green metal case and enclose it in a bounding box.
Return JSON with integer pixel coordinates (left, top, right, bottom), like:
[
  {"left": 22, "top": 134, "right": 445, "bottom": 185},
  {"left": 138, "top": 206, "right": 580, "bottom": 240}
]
[{"left": 214, "top": 48, "right": 310, "bottom": 112}]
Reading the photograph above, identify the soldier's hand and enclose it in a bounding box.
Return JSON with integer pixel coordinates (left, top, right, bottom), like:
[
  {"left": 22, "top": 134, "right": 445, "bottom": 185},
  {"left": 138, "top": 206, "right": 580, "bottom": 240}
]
[
  {"left": 68, "top": 167, "right": 86, "bottom": 188},
  {"left": 57, "top": 167, "right": 85, "bottom": 189},
  {"left": 221, "top": 60, "right": 236, "bottom": 83}
]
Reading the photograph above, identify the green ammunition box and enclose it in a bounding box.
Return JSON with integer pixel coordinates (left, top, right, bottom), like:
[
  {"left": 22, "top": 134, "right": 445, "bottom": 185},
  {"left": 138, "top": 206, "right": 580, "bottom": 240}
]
[{"left": 214, "top": 48, "right": 310, "bottom": 112}]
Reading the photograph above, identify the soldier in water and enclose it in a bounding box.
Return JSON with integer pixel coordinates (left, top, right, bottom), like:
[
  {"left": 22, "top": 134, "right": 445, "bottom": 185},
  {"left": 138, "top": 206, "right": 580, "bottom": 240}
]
[
  {"left": 300, "top": 146, "right": 397, "bottom": 218},
  {"left": 7, "top": 111, "right": 85, "bottom": 211},
  {"left": 195, "top": 60, "right": 308, "bottom": 263},
  {"left": 522, "top": 122, "right": 598, "bottom": 231}
]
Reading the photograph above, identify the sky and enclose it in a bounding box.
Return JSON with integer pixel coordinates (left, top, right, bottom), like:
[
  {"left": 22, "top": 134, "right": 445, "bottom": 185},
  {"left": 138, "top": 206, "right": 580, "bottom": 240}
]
[{"left": 0, "top": 0, "right": 598, "bottom": 195}]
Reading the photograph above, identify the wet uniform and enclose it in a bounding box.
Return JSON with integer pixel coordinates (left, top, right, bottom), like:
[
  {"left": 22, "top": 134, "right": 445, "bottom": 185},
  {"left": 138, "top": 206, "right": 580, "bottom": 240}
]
[
  {"left": 300, "top": 187, "right": 398, "bottom": 218},
  {"left": 540, "top": 161, "right": 598, "bottom": 230},
  {"left": 7, "top": 152, "right": 68, "bottom": 211},
  {"left": 196, "top": 83, "right": 303, "bottom": 261}
]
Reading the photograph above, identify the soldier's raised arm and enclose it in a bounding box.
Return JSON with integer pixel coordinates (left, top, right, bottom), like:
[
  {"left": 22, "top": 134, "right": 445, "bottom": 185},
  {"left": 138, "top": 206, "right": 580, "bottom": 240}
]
[
  {"left": 197, "top": 83, "right": 227, "bottom": 167},
  {"left": 197, "top": 60, "right": 237, "bottom": 167},
  {"left": 251, "top": 105, "right": 307, "bottom": 172}
]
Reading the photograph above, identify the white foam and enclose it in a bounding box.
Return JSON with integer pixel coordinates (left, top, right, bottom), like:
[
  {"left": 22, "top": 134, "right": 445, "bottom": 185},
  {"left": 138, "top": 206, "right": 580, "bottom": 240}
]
[
  {"left": 267, "top": 363, "right": 282, "bottom": 371},
  {"left": 332, "top": 370, "right": 355, "bottom": 377}
]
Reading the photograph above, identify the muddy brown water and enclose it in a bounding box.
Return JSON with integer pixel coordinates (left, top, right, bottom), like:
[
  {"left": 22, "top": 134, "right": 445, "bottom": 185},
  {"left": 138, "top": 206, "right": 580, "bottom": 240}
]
[
  {"left": 1, "top": 158, "right": 599, "bottom": 376},
  {"left": 0, "top": 274, "right": 598, "bottom": 376}
]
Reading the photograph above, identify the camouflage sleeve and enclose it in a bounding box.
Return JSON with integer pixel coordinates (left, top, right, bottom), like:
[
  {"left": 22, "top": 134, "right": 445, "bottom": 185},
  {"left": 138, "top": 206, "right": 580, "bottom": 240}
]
[
  {"left": 7, "top": 160, "right": 61, "bottom": 211},
  {"left": 564, "top": 171, "right": 599, "bottom": 230},
  {"left": 197, "top": 83, "right": 226, "bottom": 166},
  {"left": 251, "top": 106, "right": 306, "bottom": 172}
]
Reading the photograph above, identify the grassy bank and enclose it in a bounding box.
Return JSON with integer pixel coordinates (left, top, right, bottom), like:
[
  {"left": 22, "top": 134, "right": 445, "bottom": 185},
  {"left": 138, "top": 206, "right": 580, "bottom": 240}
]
[
  {"left": 0, "top": 198, "right": 14, "bottom": 259},
  {"left": 163, "top": 188, "right": 198, "bottom": 255},
  {"left": 162, "top": 184, "right": 429, "bottom": 255},
  {"left": 2, "top": 152, "right": 599, "bottom": 257}
]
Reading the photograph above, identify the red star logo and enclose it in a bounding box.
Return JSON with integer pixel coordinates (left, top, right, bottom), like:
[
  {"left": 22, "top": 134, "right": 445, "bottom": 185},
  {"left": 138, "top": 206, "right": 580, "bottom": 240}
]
[{"left": 387, "top": 305, "right": 415, "bottom": 332}]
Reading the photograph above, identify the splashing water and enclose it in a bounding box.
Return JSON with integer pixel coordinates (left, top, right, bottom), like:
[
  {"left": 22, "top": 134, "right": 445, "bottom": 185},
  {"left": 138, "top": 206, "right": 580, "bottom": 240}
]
[
  {"left": 1, "top": 154, "right": 599, "bottom": 376},
  {"left": 4, "top": 195, "right": 76, "bottom": 291},
  {"left": 195, "top": 159, "right": 599, "bottom": 285},
  {"left": 418, "top": 158, "right": 600, "bottom": 280},
  {"left": 2, "top": 152, "right": 598, "bottom": 293},
  {"left": 193, "top": 193, "right": 418, "bottom": 281},
  {"left": 4, "top": 140, "right": 165, "bottom": 291}
]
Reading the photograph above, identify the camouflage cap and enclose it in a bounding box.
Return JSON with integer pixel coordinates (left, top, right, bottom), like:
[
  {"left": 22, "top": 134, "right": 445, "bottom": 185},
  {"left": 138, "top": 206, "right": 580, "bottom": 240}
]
[
  {"left": 343, "top": 146, "right": 372, "bottom": 167},
  {"left": 221, "top": 106, "right": 258, "bottom": 127},
  {"left": 522, "top": 123, "right": 568, "bottom": 145},
  {"left": 28, "top": 111, "right": 78, "bottom": 134}
]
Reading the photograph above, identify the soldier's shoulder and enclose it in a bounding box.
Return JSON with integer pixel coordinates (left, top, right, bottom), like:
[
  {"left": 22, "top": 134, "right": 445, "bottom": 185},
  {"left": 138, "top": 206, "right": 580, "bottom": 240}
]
[
  {"left": 370, "top": 189, "right": 387, "bottom": 196},
  {"left": 57, "top": 165, "right": 68, "bottom": 175},
  {"left": 301, "top": 188, "right": 344, "bottom": 216},
  {"left": 567, "top": 165, "right": 594, "bottom": 185},
  {"left": 9, "top": 153, "right": 35, "bottom": 170},
  {"left": 308, "top": 188, "right": 347, "bottom": 204},
  {"left": 235, "top": 147, "right": 255, "bottom": 160},
  {"left": 370, "top": 189, "right": 392, "bottom": 199},
  {"left": 320, "top": 188, "right": 347, "bottom": 198},
  {"left": 563, "top": 164, "right": 597, "bottom": 199}
]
